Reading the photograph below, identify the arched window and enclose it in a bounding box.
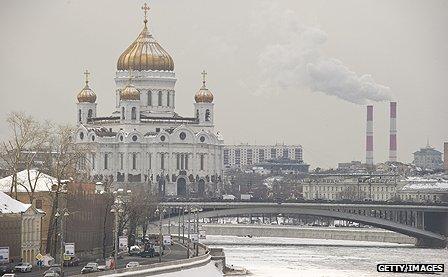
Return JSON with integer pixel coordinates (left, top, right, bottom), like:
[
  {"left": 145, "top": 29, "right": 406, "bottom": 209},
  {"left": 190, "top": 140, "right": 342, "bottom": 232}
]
[
  {"left": 158, "top": 91, "right": 163, "bottom": 106},
  {"left": 131, "top": 107, "right": 136, "bottom": 120},
  {"left": 132, "top": 153, "right": 137, "bottom": 170},
  {"left": 78, "top": 109, "right": 82, "bottom": 122},
  {"left": 87, "top": 109, "right": 93, "bottom": 119},
  {"left": 167, "top": 91, "right": 170, "bottom": 107},
  {"left": 147, "top": 91, "right": 152, "bottom": 106},
  {"left": 121, "top": 107, "right": 125, "bottom": 120},
  {"left": 205, "top": 109, "right": 210, "bottom": 121},
  {"left": 196, "top": 109, "right": 199, "bottom": 119}
]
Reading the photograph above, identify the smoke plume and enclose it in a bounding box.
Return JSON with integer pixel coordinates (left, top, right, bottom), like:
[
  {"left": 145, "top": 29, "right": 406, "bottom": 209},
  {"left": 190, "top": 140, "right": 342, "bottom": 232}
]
[{"left": 250, "top": 3, "right": 392, "bottom": 104}]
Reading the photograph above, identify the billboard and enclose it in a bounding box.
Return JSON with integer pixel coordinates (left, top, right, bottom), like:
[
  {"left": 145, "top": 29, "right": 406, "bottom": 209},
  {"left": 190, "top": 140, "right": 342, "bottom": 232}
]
[
  {"left": 118, "top": 236, "right": 128, "bottom": 252},
  {"left": 64, "top": 243, "right": 75, "bottom": 257},
  {"left": 0, "top": 247, "right": 9, "bottom": 263},
  {"left": 163, "top": 235, "right": 172, "bottom": 246}
]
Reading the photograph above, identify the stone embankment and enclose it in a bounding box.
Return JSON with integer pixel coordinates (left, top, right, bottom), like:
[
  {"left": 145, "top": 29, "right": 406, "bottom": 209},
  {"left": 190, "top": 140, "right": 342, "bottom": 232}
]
[{"left": 203, "top": 224, "right": 415, "bottom": 244}]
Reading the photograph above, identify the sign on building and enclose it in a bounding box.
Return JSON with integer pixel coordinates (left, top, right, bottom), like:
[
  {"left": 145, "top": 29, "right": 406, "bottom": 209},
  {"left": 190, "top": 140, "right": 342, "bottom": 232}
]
[
  {"left": 118, "top": 236, "right": 128, "bottom": 252},
  {"left": 0, "top": 247, "right": 9, "bottom": 263},
  {"left": 163, "top": 235, "right": 172, "bottom": 246},
  {"left": 64, "top": 243, "right": 75, "bottom": 258}
]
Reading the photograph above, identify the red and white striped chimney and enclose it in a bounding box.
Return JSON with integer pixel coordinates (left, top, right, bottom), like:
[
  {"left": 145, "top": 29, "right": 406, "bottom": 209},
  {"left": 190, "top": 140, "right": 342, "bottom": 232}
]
[
  {"left": 366, "top": 105, "right": 374, "bottom": 166},
  {"left": 389, "top": 102, "right": 397, "bottom": 162}
]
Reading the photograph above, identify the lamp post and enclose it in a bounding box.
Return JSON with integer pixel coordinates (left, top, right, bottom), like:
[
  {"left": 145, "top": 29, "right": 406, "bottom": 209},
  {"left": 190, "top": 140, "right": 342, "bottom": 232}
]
[
  {"left": 54, "top": 208, "right": 69, "bottom": 271},
  {"left": 155, "top": 207, "right": 165, "bottom": 263},
  {"left": 110, "top": 189, "right": 131, "bottom": 270}
]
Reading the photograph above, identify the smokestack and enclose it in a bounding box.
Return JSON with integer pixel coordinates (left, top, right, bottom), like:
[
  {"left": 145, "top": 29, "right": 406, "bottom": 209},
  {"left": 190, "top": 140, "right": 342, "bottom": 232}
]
[
  {"left": 389, "top": 102, "right": 397, "bottom": 162},
  {"left": 366, "top": 105, "right": 374, "bottom": 166}
]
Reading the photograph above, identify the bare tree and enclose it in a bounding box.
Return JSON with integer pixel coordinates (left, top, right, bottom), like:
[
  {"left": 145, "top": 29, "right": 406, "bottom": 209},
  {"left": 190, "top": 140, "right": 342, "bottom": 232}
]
[{"left": 0, "top": 111, "right": 51, "bottom": 200}]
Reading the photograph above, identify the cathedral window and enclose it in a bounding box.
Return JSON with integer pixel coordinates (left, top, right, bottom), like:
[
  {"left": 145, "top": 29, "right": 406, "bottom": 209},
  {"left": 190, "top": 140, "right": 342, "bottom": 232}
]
[
  {"left": 176, "top": 154, "right": 180, "bottom": 170},
  {"left": 132, "top": 153, "right": 137, "bottom": 170},
  {"left": 79, "top": 132, "right": 84, "bottom": 140},
  {"left": 160, "top": 153, "right": 165, "bottom": 170},
  {"left": 196, "top": 109, "right": 199, "bottom": 119},
  {"left": 120, "top": 153, "right": 124, "bottom": 170},
  {"left": 131, "top": 107, "right": 137, "bottom": 120},
  {"left": 205, "top": 109, "right": 210, "bottom": 121},
  {"left": 92, "top": 154, "right": 96, "bottom": 169},
  {"left": 104, "top": 153, "right": 108, "bottom": 170},
  {"left": 148, "top": 153, "right": 152, "bottom": 169},
  {"left": 78, "top": 109, "right": 82, "bottom": 123},
  {"left": 158, "top": 91, "right": 162, "bottom": 106},
  {"left": 185, "top": 154, "right": 189, "bottom": 170},
  {"left": 88, "top": 109, "right": 93, "bottom": 119},
  {"left": 200, "top": 136, "right": 205, "bottom": 143},
  {"left": 167, "top": 91, "right": 170, "bottom": 107},
  {"left": 132, "top": 135, "right": 138, "bottom": 142},
  {"left": 147, "top": 91, "right": 152, "bottom": 106},
  {"left": 121, "top": 107, "right": 125, "bottom": 120},
  {"left": 179, "top": 132, "right": 186, "bottom": 140},
  {"left": 180, "top": 154, "right": 185, "bottom": 169},
  {"left": 160, "top": 135, "right": 166, "bottom": 142},
  {"left": 200, "top": 154, "right": 205, "bottom": 170}
]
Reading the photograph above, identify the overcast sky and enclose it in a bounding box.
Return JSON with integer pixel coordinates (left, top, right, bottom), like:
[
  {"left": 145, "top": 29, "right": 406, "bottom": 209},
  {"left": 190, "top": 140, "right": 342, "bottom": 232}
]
[{"left": 0, "top": 0, "right": 447, "bottom": 168}]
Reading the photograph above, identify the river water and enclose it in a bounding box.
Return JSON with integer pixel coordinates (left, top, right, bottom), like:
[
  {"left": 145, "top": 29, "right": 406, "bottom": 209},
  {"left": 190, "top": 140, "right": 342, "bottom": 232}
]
[{"left": 203, "top": 235, "right": 448, "bottom": 277}]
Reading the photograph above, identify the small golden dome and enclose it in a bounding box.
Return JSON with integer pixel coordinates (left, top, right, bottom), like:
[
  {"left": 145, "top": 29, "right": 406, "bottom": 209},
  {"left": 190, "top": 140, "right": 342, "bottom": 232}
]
[
  {"left": 120, "top": 84, "right": 140, "bottom": 101},
  {"left": 195, "top": 70, "right": 214, "bottom": 103},
  {"left": 117, "top": 23, "right": 174, "bottom": 71},
  {"left": 77, "top": 70, "right": 96, "bottom": 103}
]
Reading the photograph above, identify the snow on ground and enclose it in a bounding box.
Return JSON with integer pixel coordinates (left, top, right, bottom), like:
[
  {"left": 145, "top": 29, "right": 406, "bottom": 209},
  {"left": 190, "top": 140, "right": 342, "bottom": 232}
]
[
  {"left": 156, "top": 261, "right": 222, "bottom": 277},
  {"left": 202, "top": 235, "right": 411, "bottom": 247}
]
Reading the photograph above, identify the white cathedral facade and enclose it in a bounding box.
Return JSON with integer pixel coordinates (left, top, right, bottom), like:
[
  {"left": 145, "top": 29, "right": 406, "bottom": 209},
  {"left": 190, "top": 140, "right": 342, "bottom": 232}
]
[{"left": 74, "top": 5, "right": 224, "bottom": 197}]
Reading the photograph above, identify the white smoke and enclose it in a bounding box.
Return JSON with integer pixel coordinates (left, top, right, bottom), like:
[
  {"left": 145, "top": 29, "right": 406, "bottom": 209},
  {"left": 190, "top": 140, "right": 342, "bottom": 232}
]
[{"left": 250, "top": 3, "right": 392, "bottom": 104}]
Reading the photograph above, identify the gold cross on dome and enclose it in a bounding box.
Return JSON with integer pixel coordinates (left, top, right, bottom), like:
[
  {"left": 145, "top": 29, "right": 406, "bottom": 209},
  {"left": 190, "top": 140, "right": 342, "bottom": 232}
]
[
  {"left": 142, "top": 3, "right": 150, "bottom": 24},
  {"left": 84, "top": 69, "right": 90, "bottom": 84},
  {"left": 201, "top": 70, "right": 207, "bottom": 85}
]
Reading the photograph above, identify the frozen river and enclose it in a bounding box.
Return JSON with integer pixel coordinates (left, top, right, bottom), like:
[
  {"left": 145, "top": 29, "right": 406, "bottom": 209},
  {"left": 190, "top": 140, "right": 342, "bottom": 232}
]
[{"left": 203, "top": 235, "right": 448, "bottom": 277}]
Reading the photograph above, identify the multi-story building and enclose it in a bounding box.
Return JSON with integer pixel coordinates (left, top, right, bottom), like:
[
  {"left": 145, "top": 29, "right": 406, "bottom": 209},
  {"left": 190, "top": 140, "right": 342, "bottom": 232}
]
[
  {"left": 0, "top": 192, "right": 44, "bottom": 265},
  {"left": 397, "top": 177, "right": 448, "bottom": 203},
  {"left": 224, "top": 144, "right": 303, "bottom": 169},
  {"left": 302, "top": 175, "right": 399, "bottom": 201},
  {"left": 74, "top": 5, "right": 224, "bottom": 197},
  {"left": 413, "top": 144, "right": 443, "bottom": 170}
]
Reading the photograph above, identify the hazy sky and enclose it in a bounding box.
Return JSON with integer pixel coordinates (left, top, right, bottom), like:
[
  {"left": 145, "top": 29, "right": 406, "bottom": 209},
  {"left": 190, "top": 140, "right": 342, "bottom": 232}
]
[{"left": 1, "top": 0, "right": 447, "bottom": 168}]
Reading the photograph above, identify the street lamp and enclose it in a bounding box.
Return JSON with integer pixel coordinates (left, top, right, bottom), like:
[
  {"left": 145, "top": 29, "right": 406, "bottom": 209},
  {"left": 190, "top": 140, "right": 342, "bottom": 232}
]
[{"left": 110, "top": 189, "right": 131, "bottom": 270}]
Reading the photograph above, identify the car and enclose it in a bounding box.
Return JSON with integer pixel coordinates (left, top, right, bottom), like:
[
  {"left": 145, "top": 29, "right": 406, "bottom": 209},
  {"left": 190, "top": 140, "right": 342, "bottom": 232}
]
[
  {"left": 2, "top": 274, "right": 15, "bottom": 277},
  {"left": 129, "top": 246, "right": 141, "bottom": 256},
  {"left": 125, "top": 262, "right": 139, "bottom": 268},
  {"left": 0, "top": 264, "right": 14, "bottom": 274},
  {"left": 81, "top": 263, "right": 98, "bottom": 274},
  {"left": 48, "top": 265, "right": 63, "bottom": 276},
  {"left": 63, "top": 257, "right": 80, "bottom": 267},
  {"left": 43, "top": 272, "right": 59, "bottom": 277},
  {"left": 14, "top": 263, "right": 32, "bottom": 273}
]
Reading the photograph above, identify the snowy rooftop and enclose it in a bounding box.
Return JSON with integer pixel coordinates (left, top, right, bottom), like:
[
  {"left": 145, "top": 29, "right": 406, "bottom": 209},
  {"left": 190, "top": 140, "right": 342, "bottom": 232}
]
[
  {"left": 400, "top": 177, "right": 448, "bottom": 192},
  {"left": 0, "top": 191, "right": 31, "bottom": 213},
  {"left": 0, "top": 169, "right": 57, "bottom": 193}
]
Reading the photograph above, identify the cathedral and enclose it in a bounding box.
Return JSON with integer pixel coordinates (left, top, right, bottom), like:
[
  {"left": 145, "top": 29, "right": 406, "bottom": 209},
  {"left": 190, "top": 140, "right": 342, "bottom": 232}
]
[{"left": 74, "top": 4, "right": 224, "bottom": 197}]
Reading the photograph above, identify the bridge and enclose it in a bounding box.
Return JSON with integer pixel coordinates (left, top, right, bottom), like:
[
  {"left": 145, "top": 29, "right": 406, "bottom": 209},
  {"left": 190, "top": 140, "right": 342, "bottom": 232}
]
[{"left": 157, "top": 202, "right": 448, "bottom": 248}]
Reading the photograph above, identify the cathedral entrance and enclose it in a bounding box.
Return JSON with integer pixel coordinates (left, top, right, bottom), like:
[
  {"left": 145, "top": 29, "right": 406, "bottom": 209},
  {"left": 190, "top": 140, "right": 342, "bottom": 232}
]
[
  {"left": 198, "top": 179, "right": 205, "bottom": 196},
  {"left": 158, "top": 178, "right": 165, "bottom": 197},
  {"left": 177, "top": 177, "right": 187, "bottom": 196}
]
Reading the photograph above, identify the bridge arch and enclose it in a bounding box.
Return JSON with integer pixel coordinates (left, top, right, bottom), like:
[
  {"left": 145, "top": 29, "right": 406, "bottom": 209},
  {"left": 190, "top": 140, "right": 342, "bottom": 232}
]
[{"left": 160, "top": 206, "right": 446, "bottom": 247}]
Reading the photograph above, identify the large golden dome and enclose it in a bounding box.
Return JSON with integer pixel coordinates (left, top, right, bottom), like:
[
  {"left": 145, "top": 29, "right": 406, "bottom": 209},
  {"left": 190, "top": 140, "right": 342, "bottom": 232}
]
[
  {"left": 195, "top": 70, "right": 214, "bottom": 103},
  {"left": 77, "top": 70, "right": 96, "bottom": 103},
  {"left": 117, "top": 20, "right": 174, "bottom": 71}
]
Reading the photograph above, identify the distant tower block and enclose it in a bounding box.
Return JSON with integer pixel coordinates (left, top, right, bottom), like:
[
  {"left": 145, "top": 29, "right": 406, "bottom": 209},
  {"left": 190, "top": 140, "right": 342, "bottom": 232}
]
[
  {"left": 366, "top": 105, "right": 374, "bottom": 166},
  {"left": 389, "top": 102, "right": 397, "bottom": 162}
]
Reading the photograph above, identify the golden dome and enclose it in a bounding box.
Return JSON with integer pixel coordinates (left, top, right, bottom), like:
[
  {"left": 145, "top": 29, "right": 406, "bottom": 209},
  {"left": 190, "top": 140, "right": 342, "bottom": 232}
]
[
  {"left": 77, "top": 70, "right": 96, "bottom": 103},
  {"left": 120, "top": 84, "right": 140, "bottom": 101},
  {"left": 117, "top": 21, "right": 174, "bottom": 71},
  {"left": 195, "top": 70, "right": 214, "bottom": 103}
]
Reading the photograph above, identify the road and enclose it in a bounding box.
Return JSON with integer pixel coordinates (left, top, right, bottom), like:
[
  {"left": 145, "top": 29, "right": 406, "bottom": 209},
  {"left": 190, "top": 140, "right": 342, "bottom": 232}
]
[{"left": 15, "top": 243, "right": 191, "bottom": 277}]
